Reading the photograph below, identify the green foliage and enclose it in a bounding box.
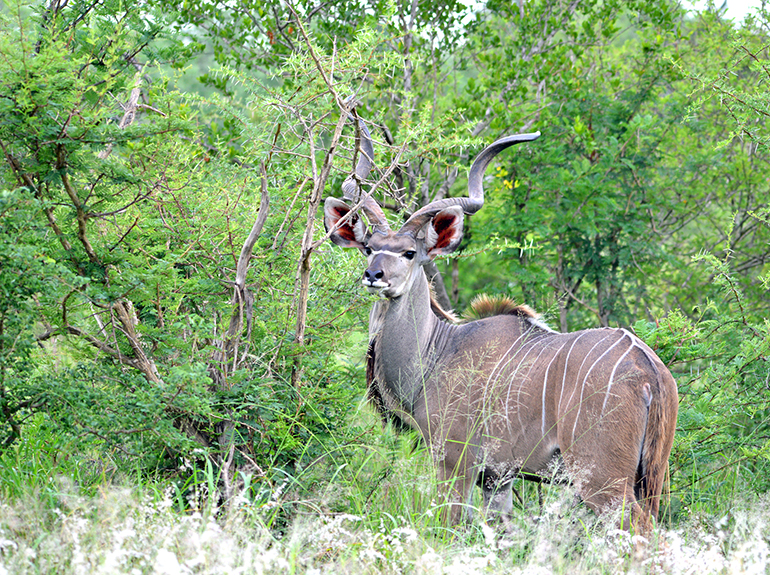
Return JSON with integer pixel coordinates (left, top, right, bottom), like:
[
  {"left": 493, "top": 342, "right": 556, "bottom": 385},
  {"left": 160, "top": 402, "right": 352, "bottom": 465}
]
[
  {"left": 0, "top": 0, "right": 223, "bottom": 466},
  {"left": 634, "top": 260, "right": 770, "bottom": 511},
  {"left": 162, "top": 0, "right": 472, "bottom": 74},
  {"left": 656, "top": 9, "right": 770, "bottom": 319},
  {"left": 675, "top": 4, "right": 770, "bottom": 148},
  {"left": 0, "top": 0, "right": 769, "bottom": 546},
  {"left": 0, "top": 189, "right": 60, "bottom": 447},
  {"left": 0, "top": 0, "right": 372, "bottom": 485},
  {"left": 448, "top": 1, "right": 685, "bottom": 329}
]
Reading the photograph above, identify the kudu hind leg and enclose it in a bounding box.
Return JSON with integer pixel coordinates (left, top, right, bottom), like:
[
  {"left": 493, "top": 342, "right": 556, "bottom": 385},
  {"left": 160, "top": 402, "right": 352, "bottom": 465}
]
[
  {"left": 580, "top": 476, "right": 651, "bottom": 534},
  {"left": 564, "top": 397, "right": 654, "bottom": 533}
]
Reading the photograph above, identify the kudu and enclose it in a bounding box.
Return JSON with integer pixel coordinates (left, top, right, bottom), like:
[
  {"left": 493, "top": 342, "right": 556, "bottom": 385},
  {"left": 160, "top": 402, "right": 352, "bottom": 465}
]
[{"left": 324, "top": 118, "right": 678, "bottom": 532}]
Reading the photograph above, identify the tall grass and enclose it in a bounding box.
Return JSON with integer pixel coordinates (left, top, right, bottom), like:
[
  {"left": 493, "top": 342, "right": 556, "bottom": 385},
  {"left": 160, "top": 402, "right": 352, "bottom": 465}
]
[
  {"left": 0, "top": 416, "right": 120, "bottom": 503},
  {"left": 1, "top": 413, "right": 768, "bottom": 573}
]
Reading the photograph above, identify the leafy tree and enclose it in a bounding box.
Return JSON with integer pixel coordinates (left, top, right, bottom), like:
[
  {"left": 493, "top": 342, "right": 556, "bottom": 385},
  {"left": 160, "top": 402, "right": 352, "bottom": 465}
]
[
  {"left": 0, "top": 188, "right": 65, "bottom": 447},
  {"left": 0, "top": 0, "right": 461, "bottom": 508},
  {"left": 437, "top": 0, "right": 683, "bottom": 331},
  {"left": 165, "top": 0, "right": 471, "bottom": 71},
  {"left": 662, "top": 6, "right": 770, "bottom": 318},
  {"left": 0, "top": 0, "right": 229, "bottom": 464},
  {"left": 657, "top": 5, "right": 770, "bottom": 503}
]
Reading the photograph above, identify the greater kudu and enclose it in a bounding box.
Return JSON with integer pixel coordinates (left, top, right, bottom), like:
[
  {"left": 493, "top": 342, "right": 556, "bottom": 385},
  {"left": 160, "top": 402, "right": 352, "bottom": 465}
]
[{"left": 324, "top": 118, "right": 678, "bottom": 532}]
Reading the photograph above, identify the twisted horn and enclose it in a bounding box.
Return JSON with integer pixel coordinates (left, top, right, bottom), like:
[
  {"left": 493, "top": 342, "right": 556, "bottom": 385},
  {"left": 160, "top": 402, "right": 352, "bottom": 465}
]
[
  {"left": 399, "top": 132, "right": 541, "bottom": 236},
  {"left": 340, "top": 106, "right": 390, "bottom": 232}
]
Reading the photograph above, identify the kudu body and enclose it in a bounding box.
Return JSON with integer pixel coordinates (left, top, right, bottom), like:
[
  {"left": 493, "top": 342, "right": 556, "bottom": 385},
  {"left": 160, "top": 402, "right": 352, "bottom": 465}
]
[{"left": 324, "top": 120, "right": 678, "bottom": 532}]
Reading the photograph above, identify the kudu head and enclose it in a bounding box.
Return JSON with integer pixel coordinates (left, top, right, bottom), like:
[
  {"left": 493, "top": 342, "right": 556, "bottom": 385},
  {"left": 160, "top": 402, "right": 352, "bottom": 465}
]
[{"left": 324, "top": 117, "right": 540, "bottom": 299}]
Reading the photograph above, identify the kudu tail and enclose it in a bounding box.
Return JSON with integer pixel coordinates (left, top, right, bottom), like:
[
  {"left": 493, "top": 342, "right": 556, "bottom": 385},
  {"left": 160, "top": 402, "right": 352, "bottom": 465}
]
[{"left": 637, "top": 366, "right": 678, "bottom": 524}]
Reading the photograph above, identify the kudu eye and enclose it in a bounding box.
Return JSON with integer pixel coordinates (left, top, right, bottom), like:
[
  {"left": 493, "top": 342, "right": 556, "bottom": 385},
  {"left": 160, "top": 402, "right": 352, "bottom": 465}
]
[
  {"left": 364, "top": 246, "right": 372, "bottom": 256},
  {"left": 404, "top": 250, "right": 416, "bottom": 260}
]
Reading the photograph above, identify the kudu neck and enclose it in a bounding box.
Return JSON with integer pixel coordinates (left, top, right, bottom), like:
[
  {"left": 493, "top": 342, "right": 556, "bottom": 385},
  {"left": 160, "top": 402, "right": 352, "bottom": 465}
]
[
  {"left": 374, "top": 266, "right": 437, "bottom": 336},
  {"left": 372, "top": 266, "right": 449, "bottom": 411}
]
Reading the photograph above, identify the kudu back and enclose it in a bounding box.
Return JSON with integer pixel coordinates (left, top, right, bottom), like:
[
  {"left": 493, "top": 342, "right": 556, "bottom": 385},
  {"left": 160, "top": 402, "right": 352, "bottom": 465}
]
[{"left": 324, "top": 117, "right": 678, "bottom": 532}]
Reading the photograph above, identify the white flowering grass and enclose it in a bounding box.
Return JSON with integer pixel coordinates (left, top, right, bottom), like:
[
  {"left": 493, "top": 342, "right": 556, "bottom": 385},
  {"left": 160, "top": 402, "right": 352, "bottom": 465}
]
[{"left": 1, "top": 474, "right": 769, "bottom": 574}]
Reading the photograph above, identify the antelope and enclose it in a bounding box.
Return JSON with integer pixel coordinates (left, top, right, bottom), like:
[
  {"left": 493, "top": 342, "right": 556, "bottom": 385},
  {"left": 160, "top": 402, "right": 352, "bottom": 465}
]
[{"left": 324, "top": 117, "right": 678, "bottom": 532}]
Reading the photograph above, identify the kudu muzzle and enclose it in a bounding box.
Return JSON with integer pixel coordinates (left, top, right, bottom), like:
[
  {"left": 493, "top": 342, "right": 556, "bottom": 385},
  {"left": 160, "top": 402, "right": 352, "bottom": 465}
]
[{"left": 363, "top": 253, "right": 387, "bottom": 285}]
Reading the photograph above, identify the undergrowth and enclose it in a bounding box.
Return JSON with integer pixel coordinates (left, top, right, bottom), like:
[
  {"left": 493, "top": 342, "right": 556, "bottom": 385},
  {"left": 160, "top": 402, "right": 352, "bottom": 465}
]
[{"left": 1, "top": 413, "right": 769, "bottom": 574}]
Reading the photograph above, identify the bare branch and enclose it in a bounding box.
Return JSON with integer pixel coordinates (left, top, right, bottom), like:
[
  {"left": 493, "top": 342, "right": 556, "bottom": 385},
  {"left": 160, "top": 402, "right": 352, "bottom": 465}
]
[
  {"left": 234, "top": 162, "right": 271, "bottom": 292},
  {"left": 311, "top": 138, "right": 409, "bottom": 251},
  {"left": 99, "top": 68, "right": 144, "bottom": 160},
  {"left": 57, "top": 145, "right": 99, "bottom": 263}
]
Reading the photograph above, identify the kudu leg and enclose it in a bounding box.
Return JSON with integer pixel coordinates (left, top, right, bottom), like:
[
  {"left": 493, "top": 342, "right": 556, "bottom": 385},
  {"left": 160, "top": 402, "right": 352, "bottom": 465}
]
[
  {"left": 579, "top": 476, "right": 651, "bottom": 534},
  {"left": 436, "top": 459, "right": 476, "bottom": 525},
  {"left": 562, "top": 397, "right": 655, "bottom": 534},
  {"left": 481, "top": 478, "right": 516, "bottom": 532},
  {"left": 479, "top": 471, "right": 515, "bottom": 519}
]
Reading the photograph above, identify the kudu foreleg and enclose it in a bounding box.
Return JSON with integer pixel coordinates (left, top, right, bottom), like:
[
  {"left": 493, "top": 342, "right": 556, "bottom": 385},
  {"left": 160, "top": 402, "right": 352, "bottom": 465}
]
[
  {"left": 436, "top": 457, "right": 476, "bottom": 525},
  {"left": 480, "top": 475, "right": 516, "bottom": 530}
]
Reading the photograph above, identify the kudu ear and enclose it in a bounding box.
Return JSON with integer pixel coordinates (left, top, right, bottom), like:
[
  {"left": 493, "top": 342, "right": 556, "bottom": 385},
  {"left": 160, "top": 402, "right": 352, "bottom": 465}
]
[
  {"left": 324, "top": 197, "right": 368, "bottom": 248},
  {"left": 424, "top": 206, "right": 464, "bottom": 258}
]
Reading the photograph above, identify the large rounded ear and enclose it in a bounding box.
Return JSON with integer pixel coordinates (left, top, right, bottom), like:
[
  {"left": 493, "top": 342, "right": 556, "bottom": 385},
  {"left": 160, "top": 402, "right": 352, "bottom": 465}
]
[
  {"left": 424, "top": 206, "right": 464, "bottom": 258},
  {"left": 324, "top": 197, "right": 368, "bottom": 248}
]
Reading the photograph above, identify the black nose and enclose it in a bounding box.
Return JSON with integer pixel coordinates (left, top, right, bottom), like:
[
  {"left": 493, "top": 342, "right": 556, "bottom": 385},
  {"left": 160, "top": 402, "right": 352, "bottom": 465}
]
[{"left": 364, "top": 269, "right": 384, "bottom": 283}]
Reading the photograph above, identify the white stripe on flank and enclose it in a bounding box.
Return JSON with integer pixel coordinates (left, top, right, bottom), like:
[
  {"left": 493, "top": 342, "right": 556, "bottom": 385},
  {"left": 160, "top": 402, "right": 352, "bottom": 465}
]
[
  {"left": 499, "top": 332, "right": 552, "bottom": 386},
  {"left": 527, "top": 316, "right": 558, "bottom": 333},
  {"left": 509, "top": 339, "right": 556, "bottom": 434},
  {"left": 570, "top": 333, "right": 628, "bottom": 443},
  {"left": 481, "top": 329, "right": 557, "bottom": 438},
  {"left": 481, "top": 326, "right": 551, "bottom": 438},
  {"left": 563, "top": 334, "right": 614, "bottom": 417},
  {"left": 484, "top": 324, "right": 537, "bottom": 393},
  {"left": 541, "top": 339, "right": 571, "bottom": 437},
  {"left": 621, "top": 327, "right": 661, "bottom": 368},
  {"left": 495, "top": 332, "right": 551, "bottom": 427},
  {"left": 620, "top": 328, "right": 644, "bottom": 347},
  {"left": 601, "top": 338, "right": 635, "bottom": 415},
  {"left": 558, "top": 332, "right": 590, "bottom": 415}
]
